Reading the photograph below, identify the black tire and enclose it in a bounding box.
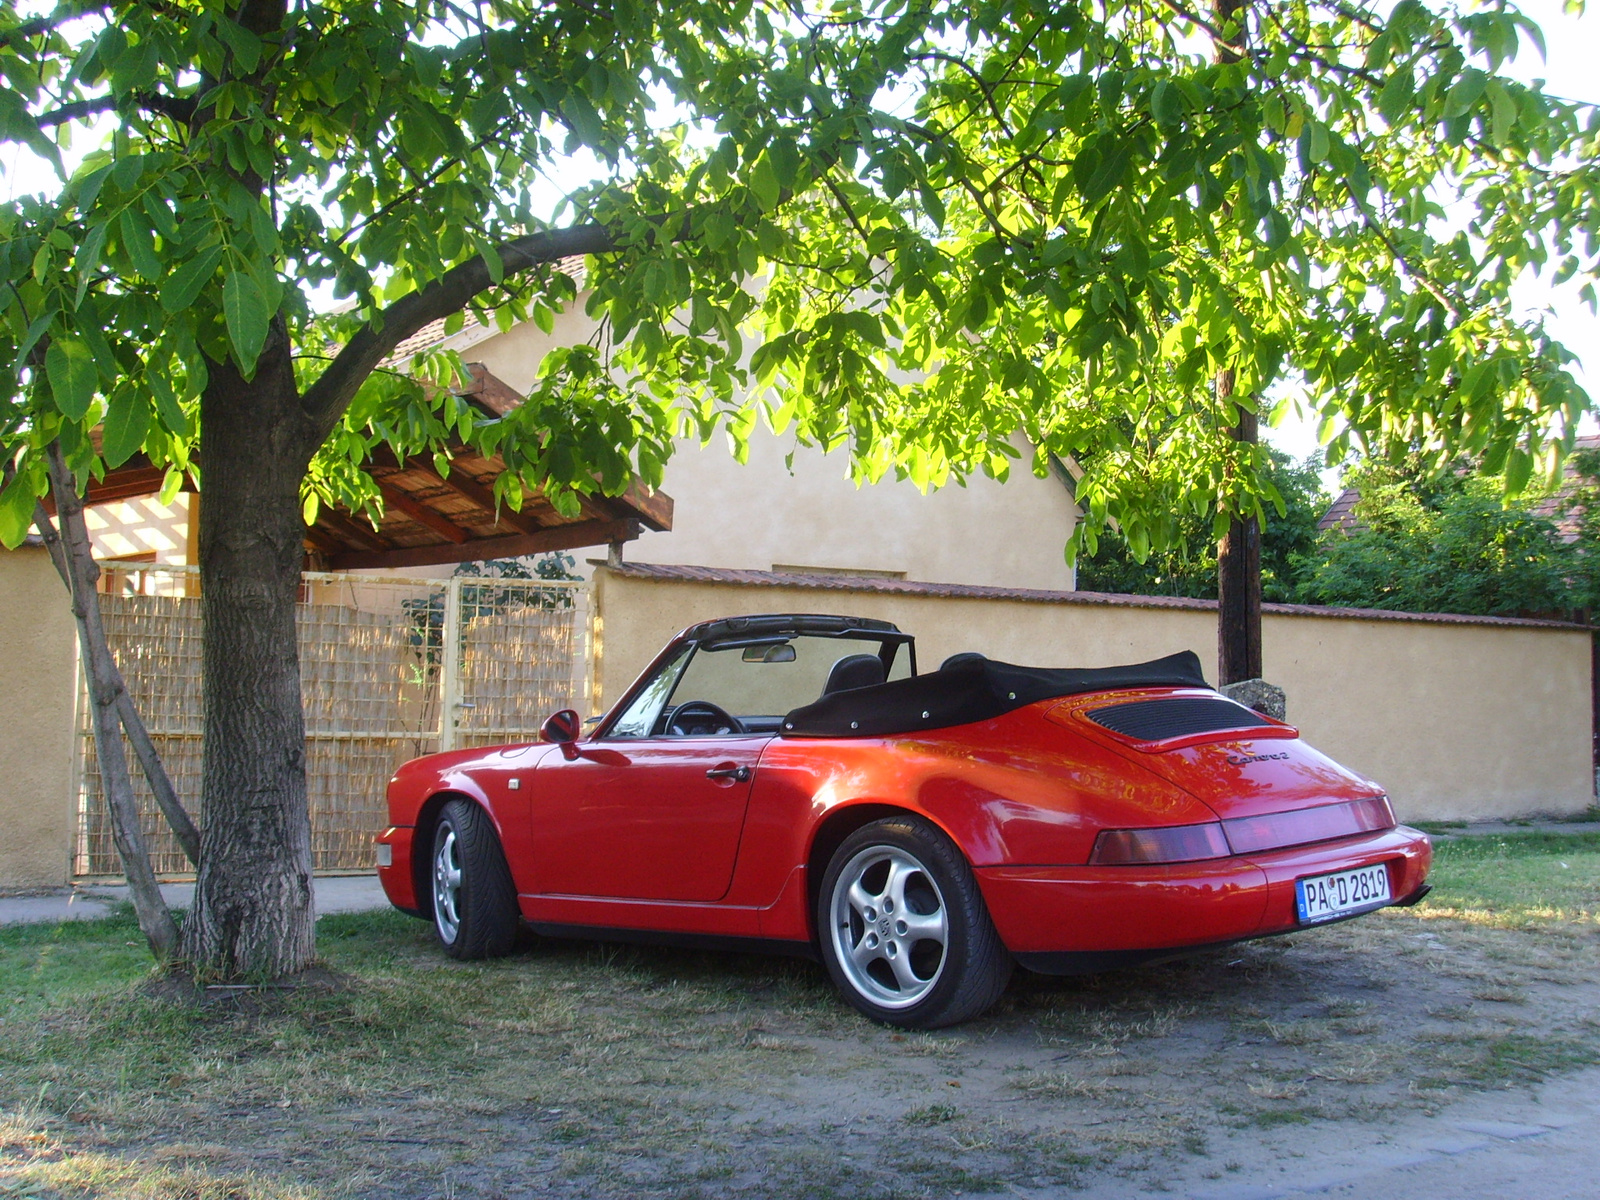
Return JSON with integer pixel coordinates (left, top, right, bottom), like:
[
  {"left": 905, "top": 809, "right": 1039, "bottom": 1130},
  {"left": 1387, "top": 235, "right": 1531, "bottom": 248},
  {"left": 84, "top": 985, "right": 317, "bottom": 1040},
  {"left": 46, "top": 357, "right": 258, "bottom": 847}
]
[
  {"left": 429, "top": 798, "right": 519, "bottom": 960},
  {"left": 816, "top": 816, "right": 1012, "bottom": 1029}
]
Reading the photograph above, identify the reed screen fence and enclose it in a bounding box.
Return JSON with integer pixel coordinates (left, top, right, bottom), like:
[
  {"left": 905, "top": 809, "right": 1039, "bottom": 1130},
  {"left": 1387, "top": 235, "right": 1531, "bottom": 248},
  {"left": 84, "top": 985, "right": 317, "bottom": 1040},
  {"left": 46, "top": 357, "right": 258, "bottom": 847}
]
[{"left": 76, "top": 567, "right": 589, "bottom": 876}]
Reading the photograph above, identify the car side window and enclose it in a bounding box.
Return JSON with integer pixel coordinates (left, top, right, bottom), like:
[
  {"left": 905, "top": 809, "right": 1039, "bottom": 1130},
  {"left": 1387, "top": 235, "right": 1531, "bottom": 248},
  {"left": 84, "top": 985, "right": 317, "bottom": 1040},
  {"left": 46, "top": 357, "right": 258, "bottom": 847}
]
[{"left": 606, "top": 645, "right": 692, "bottom": 738}]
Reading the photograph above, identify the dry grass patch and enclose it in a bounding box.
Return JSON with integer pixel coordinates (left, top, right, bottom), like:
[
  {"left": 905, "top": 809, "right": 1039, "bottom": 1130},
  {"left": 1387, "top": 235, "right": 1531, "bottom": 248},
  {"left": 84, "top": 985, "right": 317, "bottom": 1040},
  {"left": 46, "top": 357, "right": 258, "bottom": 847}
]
[{"left": 0, "top": 832, "right": 1597, "bottom": 1197}]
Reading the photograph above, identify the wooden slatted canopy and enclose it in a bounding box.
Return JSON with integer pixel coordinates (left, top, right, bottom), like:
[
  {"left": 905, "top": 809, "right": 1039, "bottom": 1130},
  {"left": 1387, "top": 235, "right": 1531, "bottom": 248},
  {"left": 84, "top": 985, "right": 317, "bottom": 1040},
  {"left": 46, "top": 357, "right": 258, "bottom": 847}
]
[{"left": 56, "top": 363, "right": 673, "bottom": 571}]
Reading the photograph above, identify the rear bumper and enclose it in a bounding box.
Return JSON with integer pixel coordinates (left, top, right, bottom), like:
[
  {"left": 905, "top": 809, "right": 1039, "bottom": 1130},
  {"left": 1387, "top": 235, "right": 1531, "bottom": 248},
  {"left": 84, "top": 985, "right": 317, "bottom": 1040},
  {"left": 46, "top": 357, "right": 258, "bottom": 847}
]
[{"left": 976, "top": 825, "right": 1432, "bottom": 965}]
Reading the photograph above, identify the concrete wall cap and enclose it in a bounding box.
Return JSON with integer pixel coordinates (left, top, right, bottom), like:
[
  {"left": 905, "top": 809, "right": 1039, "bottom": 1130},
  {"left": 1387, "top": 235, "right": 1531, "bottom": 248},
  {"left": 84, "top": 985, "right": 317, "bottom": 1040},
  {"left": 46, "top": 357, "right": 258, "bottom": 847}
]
[{"left": 600, "top": 562, "right": 1591, "bottom": 633}]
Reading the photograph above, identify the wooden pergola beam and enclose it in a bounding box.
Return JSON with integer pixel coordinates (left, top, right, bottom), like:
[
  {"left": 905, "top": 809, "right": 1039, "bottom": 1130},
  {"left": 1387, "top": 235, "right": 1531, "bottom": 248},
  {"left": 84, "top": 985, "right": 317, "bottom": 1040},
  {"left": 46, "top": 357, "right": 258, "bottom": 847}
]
[
  {"left": 302, "top": 523, "right": 346, "bottom": 555},
  {"left": 317, "top": 508, "right": 392, "bottom": 553},
  {"left": 376, "top": 479, "right": 471, "bottom": 544},
  {"left": 327, "top": 518, "right": 642, "bottom": 572},
  {"left": 429, "top": 462, "right": 546, "bottom": 537}
]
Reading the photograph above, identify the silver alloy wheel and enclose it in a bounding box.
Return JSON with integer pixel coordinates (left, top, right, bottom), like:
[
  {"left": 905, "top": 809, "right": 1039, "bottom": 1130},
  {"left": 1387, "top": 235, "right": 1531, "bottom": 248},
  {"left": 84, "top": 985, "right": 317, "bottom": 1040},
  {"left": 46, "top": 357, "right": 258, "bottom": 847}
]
[
  {"left": 432, "top": 824, "right": 463, "bottom": 945},
  {"left": 829, "top": 844, "right": 949, "bottom": 1010}
]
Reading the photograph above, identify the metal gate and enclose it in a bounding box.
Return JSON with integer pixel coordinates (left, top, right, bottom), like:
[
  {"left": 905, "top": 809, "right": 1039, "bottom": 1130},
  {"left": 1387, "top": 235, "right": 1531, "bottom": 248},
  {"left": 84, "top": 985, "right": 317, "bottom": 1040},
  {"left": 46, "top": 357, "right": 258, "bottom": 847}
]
[{"left": 75, "top": 567, "right": 590, "bottom": 876}]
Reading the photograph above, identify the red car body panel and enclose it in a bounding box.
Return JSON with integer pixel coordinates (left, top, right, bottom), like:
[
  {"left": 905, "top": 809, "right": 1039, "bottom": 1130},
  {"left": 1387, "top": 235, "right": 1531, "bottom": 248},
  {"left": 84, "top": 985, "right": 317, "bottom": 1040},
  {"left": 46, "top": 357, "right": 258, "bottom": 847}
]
[{"left": 376, "top": 622, "right": 1432, "bottom": 971}]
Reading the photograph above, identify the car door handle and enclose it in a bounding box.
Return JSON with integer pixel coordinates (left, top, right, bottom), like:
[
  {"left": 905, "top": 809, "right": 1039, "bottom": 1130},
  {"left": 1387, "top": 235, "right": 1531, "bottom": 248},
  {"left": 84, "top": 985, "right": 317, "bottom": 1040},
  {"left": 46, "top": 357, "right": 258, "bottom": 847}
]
[{"left": 706, "top": 765, "right": 752, "bottom": 782}]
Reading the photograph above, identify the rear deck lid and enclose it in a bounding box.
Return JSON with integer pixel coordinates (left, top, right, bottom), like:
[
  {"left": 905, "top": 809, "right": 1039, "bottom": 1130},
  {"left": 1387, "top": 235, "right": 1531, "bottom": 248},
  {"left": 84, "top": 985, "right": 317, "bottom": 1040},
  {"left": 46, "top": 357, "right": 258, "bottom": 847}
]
[{"left": 1048, "top": 690, "right": 1385, "bottom": 819}]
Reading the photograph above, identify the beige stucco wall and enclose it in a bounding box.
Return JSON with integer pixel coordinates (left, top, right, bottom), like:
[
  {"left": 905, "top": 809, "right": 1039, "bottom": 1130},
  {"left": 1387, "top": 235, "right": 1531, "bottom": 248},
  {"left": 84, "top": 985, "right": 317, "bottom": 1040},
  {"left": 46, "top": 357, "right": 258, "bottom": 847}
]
[
  {"left": 450, "top": 309, "right": 1080, "bottom": 590},
  {"left": 0, "top": 547, "right": 80, "bottom": 888},
  {"left": 85, "top": 493, "right": 193, "bottom": 565},
  {"left": 591, "top": 569, "right": 1595, "bottom": 823}
]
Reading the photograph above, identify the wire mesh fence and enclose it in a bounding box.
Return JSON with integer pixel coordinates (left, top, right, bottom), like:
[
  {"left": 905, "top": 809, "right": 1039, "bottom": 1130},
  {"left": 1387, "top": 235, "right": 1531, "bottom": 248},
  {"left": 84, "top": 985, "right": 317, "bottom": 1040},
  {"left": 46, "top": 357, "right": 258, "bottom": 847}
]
[{"left": 76, "top": 566, "right": 590, "bottom": 876}]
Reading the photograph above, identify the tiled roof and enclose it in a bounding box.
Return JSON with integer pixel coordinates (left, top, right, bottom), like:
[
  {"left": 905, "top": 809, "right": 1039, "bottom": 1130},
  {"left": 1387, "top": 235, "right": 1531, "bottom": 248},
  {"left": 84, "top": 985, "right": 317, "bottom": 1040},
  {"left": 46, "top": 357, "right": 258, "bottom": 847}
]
[
  {"left": 1319, "top": 435, "right": 1600, "bottom": 541},
  {"left": 1317, "top": 487, "right": 1361, "bottom": 533},
  {"left": 604, "top": 561, "right": 1589, "bottom": 630},
  {"left": 1534, "top": 433, "right": 1600, "bottom": 541}
]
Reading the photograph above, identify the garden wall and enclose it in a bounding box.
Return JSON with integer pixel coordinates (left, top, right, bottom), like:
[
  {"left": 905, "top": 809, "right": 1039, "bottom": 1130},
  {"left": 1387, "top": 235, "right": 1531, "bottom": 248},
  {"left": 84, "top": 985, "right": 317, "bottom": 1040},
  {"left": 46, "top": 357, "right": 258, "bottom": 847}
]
[
  {"left": 0, "top": 544, "right": 79, "bottom": 889},
  {"left": 592, "top": 563, "right": 1596, "bottom": 823}
]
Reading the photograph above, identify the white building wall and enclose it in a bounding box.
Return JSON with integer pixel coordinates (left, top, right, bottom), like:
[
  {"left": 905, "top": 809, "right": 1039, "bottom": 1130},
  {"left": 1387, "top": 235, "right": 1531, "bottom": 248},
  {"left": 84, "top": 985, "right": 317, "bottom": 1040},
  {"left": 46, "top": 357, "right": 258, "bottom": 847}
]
[{"left": 451, "top": 309, "right": 1079, "bottom": 590}]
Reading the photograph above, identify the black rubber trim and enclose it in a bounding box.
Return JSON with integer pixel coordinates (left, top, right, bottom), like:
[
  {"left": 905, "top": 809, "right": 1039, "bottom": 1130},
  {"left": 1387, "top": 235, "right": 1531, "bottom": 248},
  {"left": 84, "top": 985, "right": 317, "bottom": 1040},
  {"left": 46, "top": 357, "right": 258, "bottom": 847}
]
[
  {"left": 527, "top": 921, "right": 820, "bottom": 961},
  {"left": 1391, "top": 883, "right": 1432, "bottom": 908},
  {"left": 1088, "top": 696, "right": 1273, "bottom": 741}
]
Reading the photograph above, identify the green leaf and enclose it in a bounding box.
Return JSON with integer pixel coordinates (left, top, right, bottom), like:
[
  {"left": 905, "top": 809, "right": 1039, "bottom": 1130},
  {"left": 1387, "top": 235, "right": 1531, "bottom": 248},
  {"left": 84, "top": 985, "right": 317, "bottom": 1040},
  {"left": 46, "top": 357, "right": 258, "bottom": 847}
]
[
  {"left": 118, "top": 209, "right": 162, "bottom": 279},
  {"left": 1151, "top": 80, "right": 1183, "bottom": 126},
  {"left": 1445, "top": 68, "right": 1487, "bottom": 119},
  {"left": 149, "top": 371, "right": 191, "bottom": 438},
  {"left": 750, "top": 153, "right": 780, "bottom": 211},
  {"left": 1485, "top": 80, "right": 1517, "bottom": 145},
  {"left": 223, "top": 269, "right": 271, "bottom": 372},
  {"left": 159, "top": 245, "right": 225, "bottom": 313},
  {"left": 45, "top": 338, "right": 97, "bottom": 420},
  {"left": 101, "top": 388, "right": 151, "bottom": 467},
  {"left": 1377, "top": 72, "right": 1413, "bottom": 127},
  {"left": 215, "top": 17, "right": 262, "bottom": 72},
  {"left": 768, "top": 136, "right": 800, "bottom": 189},
  {"left": 11, "top": 311, "right": 54, "bottom": 376},
  {"left": 75, "top": 221, "right": 109, "bottom": 305},
  {"left": 157, "top": 467, "right": 183, "bottom": 506},
  {"left": 0, "top": 465, "right": 39, "bottom": 550}
]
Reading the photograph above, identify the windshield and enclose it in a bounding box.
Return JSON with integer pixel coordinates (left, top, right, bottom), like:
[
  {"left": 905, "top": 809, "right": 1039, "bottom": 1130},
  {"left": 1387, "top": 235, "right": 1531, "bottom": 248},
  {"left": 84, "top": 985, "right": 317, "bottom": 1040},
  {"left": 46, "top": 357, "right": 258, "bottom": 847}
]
[{"left": 605, "top": 634, "right": 912, "bottom": 738}]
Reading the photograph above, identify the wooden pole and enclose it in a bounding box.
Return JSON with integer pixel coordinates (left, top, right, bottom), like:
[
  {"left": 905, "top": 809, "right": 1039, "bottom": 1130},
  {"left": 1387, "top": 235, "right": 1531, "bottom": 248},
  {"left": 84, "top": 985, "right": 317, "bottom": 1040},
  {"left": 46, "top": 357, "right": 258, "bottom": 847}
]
[
  {"left": 1212, "top": 0, "right": 1263, "bottom": 686},
  {"left": 1216, "top": 378, "right": 1263, "bottom": 684},
  {"left": 31, "top": 500, "right": 202, "bottom": 867},
  {"left": 46, "top": 443, "right": 181, "bottom": 960}
]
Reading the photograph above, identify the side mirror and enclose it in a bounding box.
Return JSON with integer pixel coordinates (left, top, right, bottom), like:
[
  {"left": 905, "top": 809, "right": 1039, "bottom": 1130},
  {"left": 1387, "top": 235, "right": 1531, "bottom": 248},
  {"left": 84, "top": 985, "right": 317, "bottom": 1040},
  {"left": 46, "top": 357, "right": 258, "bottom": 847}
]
[{"left": 540, "top": 709, "right": 582, "bottom": 759}]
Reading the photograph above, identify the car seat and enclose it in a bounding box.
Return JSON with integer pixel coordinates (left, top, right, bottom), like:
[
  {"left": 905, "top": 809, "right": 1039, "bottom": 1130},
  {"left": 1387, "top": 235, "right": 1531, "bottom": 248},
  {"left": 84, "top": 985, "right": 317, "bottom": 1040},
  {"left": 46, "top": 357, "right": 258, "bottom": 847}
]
[
  {"left": 940, "top": 652, "right": 987, "bottom": 672},
  {"left": 822, "top": 653, "right": 886, "bottom": 694}
]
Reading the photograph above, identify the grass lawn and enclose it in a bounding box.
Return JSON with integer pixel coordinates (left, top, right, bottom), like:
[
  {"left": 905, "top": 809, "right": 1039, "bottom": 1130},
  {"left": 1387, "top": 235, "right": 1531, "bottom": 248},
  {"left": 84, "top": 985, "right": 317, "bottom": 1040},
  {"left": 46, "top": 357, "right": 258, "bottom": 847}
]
[
  {"left": 1417, "top": 832, "right": 1600, "bottom": 925},
  {"left": 1, "top": 831, "right": 1597, "bottom": 1198}
]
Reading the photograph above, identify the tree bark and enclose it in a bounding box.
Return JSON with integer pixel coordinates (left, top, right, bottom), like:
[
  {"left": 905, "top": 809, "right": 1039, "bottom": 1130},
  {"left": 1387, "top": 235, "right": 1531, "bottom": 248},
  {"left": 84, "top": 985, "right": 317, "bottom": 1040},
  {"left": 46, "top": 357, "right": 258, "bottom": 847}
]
[
  {"left": 31, "top": 500, "right": 201, "bottom": 867},
  {"left": 180, "top": 322, "right": 319, "bottom": 979},
  {"left": 45, "top": 444, "right": 181, "bottom": 960},
  {"left": 1216, "top": 372, "right": 1263, "bottom": 684}
]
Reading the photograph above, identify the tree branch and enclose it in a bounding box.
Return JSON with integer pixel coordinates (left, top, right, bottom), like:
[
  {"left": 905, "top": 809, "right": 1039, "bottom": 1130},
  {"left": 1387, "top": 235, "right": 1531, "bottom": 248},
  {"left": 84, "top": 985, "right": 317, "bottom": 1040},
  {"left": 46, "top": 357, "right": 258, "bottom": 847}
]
[
  {"left": 35, "top": 90, "right": 198, "bottom": 128},
  {"left": 300, "top": 223, "right": 615, "bottom": 441}
]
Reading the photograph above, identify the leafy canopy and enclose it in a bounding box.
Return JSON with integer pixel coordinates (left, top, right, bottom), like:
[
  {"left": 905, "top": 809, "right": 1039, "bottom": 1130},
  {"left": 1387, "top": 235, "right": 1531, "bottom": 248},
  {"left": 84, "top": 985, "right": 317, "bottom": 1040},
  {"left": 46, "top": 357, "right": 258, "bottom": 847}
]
[
  {"left": 1076, "top": 447, "right": 1327, "bottom": 600},
  {"left": 1295, "top": 454, "right": 1600, "bottom": 618},
  {"left": 0, "top": 0, "right": 1596, "bottom": 558}
]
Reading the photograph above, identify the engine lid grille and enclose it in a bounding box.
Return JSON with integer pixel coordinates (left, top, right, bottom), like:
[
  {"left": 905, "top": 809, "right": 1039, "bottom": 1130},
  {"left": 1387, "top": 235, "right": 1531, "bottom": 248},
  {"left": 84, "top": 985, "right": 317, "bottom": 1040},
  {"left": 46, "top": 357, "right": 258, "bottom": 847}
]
[{"left": 1087, "top": 696, "right": 1274, "bottom": 742}]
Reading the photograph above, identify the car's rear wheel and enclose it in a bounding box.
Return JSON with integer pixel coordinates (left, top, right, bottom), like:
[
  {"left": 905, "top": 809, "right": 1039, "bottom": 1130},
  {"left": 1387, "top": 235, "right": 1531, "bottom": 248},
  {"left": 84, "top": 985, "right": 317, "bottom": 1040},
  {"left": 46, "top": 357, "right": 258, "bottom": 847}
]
[
  {"left": 431, "top": 798, "right": 519, "bottom": 960},
  {"left": 817, "top": 816, "right": 1012, "bottom": 1028}
]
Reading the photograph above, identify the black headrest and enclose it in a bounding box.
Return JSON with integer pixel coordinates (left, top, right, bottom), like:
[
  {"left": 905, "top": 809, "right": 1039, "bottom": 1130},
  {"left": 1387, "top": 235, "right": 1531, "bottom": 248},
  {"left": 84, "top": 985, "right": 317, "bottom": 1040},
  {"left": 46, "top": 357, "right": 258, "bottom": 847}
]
[
  {"left": 823, "top": 653, "right": 886, "bottom": 695},
  {"left": 940, "top": 652, "right": 987, "bottom": 672}
]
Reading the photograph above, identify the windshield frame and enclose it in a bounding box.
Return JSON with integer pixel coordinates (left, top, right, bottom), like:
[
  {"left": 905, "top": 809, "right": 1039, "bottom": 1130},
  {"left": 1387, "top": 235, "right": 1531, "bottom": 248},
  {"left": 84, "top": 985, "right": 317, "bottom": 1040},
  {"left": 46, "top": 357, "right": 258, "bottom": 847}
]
[{"left": 592, "top": 621, "right": 916, "bottom": 741}]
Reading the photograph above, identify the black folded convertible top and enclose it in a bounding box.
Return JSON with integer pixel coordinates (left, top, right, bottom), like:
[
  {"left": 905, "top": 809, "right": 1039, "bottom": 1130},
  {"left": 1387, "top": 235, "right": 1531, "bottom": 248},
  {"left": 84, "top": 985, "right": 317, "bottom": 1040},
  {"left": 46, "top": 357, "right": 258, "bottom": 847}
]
[{"left": 780, "top": 650, "right": 1211, "bottom": 737}]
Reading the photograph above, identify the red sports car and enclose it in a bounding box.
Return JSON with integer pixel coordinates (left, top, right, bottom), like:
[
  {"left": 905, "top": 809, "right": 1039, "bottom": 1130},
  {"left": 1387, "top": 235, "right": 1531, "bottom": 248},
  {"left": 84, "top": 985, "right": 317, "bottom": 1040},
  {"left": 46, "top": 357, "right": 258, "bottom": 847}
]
[{"left": 376, "top": 613, "right": 1432, "bottom": 1028}]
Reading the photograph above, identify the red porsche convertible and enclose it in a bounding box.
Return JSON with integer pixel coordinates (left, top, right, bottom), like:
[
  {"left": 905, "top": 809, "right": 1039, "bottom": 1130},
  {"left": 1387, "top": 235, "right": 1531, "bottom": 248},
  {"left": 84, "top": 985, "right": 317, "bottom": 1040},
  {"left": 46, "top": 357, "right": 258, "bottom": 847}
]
[{"left": 376, "top": 613, "right": 1432, "bottom": 1028}]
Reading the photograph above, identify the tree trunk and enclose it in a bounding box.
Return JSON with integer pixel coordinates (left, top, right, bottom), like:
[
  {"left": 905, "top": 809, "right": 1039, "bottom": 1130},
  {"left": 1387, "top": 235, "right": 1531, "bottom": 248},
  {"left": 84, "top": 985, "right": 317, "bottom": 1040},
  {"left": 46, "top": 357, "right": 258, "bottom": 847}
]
[
  {"left": 46, "top": 444, "right": 181, "bottom": 960},
  {"left": 32, "top": 499, "right": 201, "bottom": 867},
  {"left": 180, "top": 326, "right": 319, "bottom": 979},
  {"left": 1216, "top": 373, "right": 1263, "bottom": 685}
]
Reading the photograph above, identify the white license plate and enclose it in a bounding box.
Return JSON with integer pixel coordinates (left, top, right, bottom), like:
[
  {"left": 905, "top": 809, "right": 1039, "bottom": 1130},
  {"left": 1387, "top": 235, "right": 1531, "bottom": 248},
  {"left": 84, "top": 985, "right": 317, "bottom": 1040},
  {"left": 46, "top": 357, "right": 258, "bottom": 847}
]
[{"left": 1295, "top": 863, "right": 1392, "bottom": 925}]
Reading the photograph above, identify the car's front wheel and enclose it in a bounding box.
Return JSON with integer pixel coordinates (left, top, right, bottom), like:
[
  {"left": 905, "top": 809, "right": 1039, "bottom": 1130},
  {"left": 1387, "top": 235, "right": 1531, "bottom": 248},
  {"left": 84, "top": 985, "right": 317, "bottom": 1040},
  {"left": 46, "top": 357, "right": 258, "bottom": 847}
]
[
  {"left": 817, "top": 816, "right": 1012, "bottom": 1028},
  {"left": 430, "top": 798, "right": 519, "bottom": 960}
]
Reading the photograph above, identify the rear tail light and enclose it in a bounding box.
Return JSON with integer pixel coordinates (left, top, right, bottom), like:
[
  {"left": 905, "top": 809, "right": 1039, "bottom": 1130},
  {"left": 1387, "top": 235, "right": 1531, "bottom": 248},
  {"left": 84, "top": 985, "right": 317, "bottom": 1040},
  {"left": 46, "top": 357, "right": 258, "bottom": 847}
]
[
  {"left": 1222, "top": 796, "right": 1395, "bottom": 854},
  {"left": 1091, "top": 796, "right": 1396, "bottom": 865},
  {"left": 1090, "top": 822, "right": 1230, "bottom": 865}
]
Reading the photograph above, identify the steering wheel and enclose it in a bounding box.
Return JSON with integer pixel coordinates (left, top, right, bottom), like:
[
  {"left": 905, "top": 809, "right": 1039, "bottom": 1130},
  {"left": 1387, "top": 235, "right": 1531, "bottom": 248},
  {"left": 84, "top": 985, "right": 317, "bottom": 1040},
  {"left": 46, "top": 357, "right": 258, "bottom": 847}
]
[{"left": 666, "top": 700, "right": 747, "bottom": 737}]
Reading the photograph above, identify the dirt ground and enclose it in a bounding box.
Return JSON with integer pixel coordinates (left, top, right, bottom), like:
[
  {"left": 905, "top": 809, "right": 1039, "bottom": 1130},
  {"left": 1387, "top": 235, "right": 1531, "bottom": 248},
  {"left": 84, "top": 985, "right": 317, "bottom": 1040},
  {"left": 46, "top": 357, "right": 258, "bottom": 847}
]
[{"left": 4, "top": 900, "right": 1599, "bottom": 1199}]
